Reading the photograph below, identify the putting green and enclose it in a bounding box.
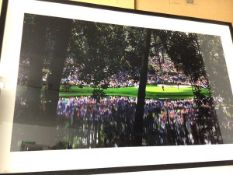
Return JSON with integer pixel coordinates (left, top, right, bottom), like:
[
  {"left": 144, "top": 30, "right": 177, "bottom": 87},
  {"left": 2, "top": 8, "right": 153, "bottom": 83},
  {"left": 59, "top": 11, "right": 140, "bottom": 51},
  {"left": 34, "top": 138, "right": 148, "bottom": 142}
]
[
  {"left": 59, "top": 85, "right": 209, "bottom": 99},
  {"left": 146, "top": 85, "right": 193, "bottom": 93}
]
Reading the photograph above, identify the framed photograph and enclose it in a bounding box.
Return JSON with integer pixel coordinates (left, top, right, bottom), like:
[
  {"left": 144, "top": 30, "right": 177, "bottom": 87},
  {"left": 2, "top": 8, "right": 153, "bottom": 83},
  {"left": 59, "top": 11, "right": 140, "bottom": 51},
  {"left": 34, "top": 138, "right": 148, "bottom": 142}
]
[{"left": 0, "top": 0, "right": 233, "bottom": 173}]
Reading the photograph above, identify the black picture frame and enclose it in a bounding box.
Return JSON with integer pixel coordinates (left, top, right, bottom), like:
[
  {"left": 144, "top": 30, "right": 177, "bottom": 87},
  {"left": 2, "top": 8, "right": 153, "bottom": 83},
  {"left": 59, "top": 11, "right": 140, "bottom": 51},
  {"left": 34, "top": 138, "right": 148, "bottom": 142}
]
[
  {"left": 0, "top": 0, "right": 233, "bottom": 174},
  {"left": 0, "top": 0, "right": 8, "bottom": 57}
]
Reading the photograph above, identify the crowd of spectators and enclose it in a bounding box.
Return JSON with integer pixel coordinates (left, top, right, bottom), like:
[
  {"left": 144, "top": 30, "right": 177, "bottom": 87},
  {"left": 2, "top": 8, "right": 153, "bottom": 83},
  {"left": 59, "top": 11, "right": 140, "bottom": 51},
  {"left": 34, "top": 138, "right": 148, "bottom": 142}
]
[
  {"left": 147, "top": 56, "right": 209, "bottom": 87},
  {"left": 61, "top": 65, "right": 139, "bottom": 88},
  {"left": 16, "top": 53, "right": 209, "bottom": 89},
  {"left": 56, "top": 96, "right": 221, "bottom": 147},
  {"left": 147, "top": 72, "right": 191, "bottom": 86},
  {"left": 107, "top": 71, "right": 139, "bottom": 88},
  {"left": 59, "top": 56, "right": 208, "bottom": 88}
]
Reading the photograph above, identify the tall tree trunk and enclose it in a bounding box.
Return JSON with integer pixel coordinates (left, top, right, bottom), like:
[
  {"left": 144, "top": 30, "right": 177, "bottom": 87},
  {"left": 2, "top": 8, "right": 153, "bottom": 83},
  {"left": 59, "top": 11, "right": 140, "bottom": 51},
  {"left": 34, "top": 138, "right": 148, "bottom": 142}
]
[
  {"left": 46, "top": 18, "right": 73, "bottom": 119},
  {"left": 26, "top": 16, "right": 47, "bottom": 119},
  {"left": 194, "top": 36, "right": 223, "bottom": 144},
  {"left": 134, "top": 29, "right": 151, "bottom": 146}
]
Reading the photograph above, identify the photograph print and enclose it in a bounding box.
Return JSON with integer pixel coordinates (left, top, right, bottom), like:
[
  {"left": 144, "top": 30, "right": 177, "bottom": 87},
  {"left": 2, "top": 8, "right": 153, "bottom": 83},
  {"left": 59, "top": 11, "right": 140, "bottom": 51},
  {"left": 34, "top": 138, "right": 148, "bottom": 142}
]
[{"left": 10, "top": 13, "right": 233, "bottom": 151}]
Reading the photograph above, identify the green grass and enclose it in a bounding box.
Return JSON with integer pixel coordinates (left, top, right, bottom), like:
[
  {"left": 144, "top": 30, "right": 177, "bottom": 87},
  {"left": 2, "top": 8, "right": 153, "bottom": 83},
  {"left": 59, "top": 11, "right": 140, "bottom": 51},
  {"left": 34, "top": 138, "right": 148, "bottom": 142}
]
[{"left": 59, "top": 85, "right": 210, "bottom": 99}]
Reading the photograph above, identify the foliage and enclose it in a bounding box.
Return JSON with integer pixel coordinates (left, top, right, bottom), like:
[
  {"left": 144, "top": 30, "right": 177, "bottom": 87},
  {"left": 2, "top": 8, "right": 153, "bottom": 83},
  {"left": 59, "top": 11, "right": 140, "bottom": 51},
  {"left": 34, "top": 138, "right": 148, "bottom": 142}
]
[
  {"left": 92, "top": 88, "right": 106, "bottom": 102},
  {"left": 68, "top": 21, "right": 145, "bottom": 86},
  {"left": 157, "top": 31, "right": 205, "bottom": 82}
]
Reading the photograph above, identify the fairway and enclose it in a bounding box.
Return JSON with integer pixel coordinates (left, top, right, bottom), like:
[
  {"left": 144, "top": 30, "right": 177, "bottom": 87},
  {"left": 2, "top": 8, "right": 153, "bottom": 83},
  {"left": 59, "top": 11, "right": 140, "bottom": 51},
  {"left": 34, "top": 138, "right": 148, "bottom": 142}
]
[{"left": 59, "top": 85, "right": 209, "bottom": 99}]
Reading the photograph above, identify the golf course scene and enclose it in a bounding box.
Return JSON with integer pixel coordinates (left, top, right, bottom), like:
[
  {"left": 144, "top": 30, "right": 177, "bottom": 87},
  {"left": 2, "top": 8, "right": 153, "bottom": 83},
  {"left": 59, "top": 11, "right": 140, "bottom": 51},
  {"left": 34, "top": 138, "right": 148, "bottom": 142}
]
[{"left": 12, "top": 13, "right": 230, "bottom": 151}]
